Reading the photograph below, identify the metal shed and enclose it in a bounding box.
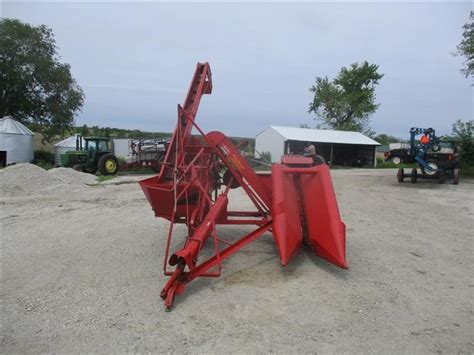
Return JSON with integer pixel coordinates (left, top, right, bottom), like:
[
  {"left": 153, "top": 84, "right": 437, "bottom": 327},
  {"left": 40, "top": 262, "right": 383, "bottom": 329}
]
[
  {"left": 0, "top": 116, "right": 34, "bottom": 166},
  {"left": 255, "top": 126, "right": 380, "bottom": 167}
]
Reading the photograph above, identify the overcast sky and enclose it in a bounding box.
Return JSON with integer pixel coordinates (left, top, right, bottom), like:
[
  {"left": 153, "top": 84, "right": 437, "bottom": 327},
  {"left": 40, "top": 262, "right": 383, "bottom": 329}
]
[{"left": 2, "top": 1, "right": 472, "bottom": 138}]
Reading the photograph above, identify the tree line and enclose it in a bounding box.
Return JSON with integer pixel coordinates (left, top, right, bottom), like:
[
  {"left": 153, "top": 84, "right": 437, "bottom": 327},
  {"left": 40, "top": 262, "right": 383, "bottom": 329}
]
[{"left": 74, "top": 124, "right": 171, "bottom": 139}]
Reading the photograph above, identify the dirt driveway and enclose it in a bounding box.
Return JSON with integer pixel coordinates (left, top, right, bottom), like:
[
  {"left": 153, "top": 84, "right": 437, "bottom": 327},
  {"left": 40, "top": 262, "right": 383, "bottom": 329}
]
[{"left": 1, "top": 169, "right": 473, "bottom": 353}]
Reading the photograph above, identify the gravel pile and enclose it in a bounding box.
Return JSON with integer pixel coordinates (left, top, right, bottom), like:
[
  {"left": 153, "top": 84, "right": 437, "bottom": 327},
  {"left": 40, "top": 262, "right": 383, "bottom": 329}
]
[
  {"left": 47, "top": 167, "right": 97, "bottom": 185},
  {"left": 0, "top": 163, "right": 97, "bottom": 198}
]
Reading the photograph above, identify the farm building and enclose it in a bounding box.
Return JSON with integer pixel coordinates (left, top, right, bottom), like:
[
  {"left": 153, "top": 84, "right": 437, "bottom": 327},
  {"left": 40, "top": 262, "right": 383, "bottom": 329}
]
[
  {"left": 0, "top": 116, "right": 34, "bottom": 166},
  {"left": 255, "top": 126, "right": 380, "bottom": 167}
]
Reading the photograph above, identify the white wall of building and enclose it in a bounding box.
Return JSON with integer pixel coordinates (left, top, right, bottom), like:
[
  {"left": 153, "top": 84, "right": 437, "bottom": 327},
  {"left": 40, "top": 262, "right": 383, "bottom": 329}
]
[
  {"left": 0, "top": 133, "right": 34, "bottom": 164},
  {"left": 255, "top": 127, "right": 285, "bottom": 163},
  {"left": 112, "top": 139, "right": 131, "bottom": 159},
  {"left": 0, "top": 117, "right": 34, "bottom": 165}
]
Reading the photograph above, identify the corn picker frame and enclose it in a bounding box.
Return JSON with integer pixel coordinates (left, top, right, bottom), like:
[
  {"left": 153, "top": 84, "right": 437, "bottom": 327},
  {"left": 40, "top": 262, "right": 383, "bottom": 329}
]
[{"left": 139, "top": 63, "right": 347, "bottom": 309}]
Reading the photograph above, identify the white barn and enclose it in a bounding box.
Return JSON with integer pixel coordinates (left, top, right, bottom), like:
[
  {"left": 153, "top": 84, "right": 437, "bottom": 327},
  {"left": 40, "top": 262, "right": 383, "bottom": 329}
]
[{"left": 255, "top": 126, "right": 380, "bottom": 167}]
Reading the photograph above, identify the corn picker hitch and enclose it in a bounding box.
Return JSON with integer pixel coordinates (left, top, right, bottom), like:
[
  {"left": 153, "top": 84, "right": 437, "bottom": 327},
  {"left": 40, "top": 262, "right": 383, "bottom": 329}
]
[{"left": 139, "top": 63, "right": 347, "bottom": 310}]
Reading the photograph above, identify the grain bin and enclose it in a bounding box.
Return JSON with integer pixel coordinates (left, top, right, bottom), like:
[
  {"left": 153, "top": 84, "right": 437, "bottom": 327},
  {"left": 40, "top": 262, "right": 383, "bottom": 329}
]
[
  {"left": 54, "top": 135, "right": 84, "bottom": 166},
  {"left": 0, "top": 116, "right": 34, "bottom": 165}
]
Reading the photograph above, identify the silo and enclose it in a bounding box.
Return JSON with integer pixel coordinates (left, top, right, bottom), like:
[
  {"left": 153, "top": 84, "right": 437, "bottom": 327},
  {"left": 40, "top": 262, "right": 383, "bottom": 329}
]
[
  {"left": 54, "top": 135, "right": 84, "bottom": 166},
  {"left": 0, "top": 116, "right": 34, "bottom": 165}
]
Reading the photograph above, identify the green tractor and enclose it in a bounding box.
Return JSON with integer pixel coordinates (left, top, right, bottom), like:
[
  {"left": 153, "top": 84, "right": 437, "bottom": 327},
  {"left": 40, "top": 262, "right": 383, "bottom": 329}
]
[{"left": 60, "top": 136, "right": 119, "bottom": 175}]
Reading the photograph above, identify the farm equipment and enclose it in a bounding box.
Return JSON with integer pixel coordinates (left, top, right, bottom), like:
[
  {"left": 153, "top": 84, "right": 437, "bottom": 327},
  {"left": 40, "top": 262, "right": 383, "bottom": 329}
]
[
  {"left": 60, "top": 136, "right": 119, "bottom": 175},
  {"left": 61, "top": 136, "right": 169, "bottom": 175},
  {"left": 139, "top": 62, "right": 347, "bottom": 310},
  {"left": 122, "top": 138, "right": 169, "bottom": 172},
  {"left": 397, "top": 127, "right": 460, "bottom": 184}
]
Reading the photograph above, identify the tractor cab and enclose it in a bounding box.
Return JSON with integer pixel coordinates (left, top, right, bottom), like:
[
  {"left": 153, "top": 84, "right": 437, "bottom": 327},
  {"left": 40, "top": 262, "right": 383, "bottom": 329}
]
[{"left": 84, "top": 137, "right": 112, "bottom": 161}]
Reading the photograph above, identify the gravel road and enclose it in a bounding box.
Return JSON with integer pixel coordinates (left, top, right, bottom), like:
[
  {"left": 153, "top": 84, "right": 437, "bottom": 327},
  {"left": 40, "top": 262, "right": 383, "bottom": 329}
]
[{"left": 1, "top": 169, "right": 473, "bottom": 353}]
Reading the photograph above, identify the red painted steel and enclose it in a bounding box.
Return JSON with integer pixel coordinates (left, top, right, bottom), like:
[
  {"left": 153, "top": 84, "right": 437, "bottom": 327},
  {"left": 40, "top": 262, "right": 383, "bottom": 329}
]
[
  {"left": 299, "top": 165, "right": 347, "bottom": 269},
  {"left": 271, "top": 164, "right": 303, "bottom": 266},
  {"left": 280, "top": 155, "right": 313, "bottom": 166},
  {"left": 139, "top": 62, "right": 347, "bottom": 309},
  {"left": 205, "top": 131, "right": 272, "bottom": 212}
]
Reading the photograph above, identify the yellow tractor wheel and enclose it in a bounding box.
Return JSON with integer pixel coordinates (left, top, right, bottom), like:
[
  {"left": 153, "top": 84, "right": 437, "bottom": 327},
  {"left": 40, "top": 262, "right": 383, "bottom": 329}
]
[{"left": 98, "top": 154, "right": 119, "bottom": 175}]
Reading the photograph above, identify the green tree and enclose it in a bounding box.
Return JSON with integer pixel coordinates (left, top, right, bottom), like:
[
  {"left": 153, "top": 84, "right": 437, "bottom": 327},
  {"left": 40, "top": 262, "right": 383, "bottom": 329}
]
[
  {"left": 0, "top": 19, "right": 84, "bottom": 142},
  {"left": 374, "top": 133, "right": 402, "bottom": 146},
  {"left": 455, "top": 11, "right": 474, "bottom": 78},
  {"left": 79, "top": 124, "right": 89, "bottom": 136},
  {"left": 452, "top": 119, "right": 474, "bottom": 165},
  {"left": 309, "top": 61, "right": 383, "bottom": 134},
  {"left": 103, "top": 127, "right": 111, "bottom": 137},
  {"left": 91, "top": 125, "right": 100, "bottom": 136}
]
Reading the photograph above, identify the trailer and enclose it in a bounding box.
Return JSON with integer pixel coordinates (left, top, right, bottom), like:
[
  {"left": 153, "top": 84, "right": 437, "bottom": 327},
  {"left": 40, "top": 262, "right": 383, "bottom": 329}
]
[{"left": 120, "top": 138, "right": 169, "bottom": 172}]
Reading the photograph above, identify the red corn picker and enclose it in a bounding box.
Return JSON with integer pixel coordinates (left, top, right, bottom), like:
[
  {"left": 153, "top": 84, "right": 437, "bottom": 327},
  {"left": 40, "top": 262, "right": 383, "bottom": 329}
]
[{"left": 139, "top": 62, "right": 347, "bottom": 310}]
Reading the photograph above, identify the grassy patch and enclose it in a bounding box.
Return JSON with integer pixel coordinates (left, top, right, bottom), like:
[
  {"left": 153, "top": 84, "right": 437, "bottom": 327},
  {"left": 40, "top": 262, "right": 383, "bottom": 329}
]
[
  {"left": 96, "top": 175, "right": 115, "bottom": 182},
  {"left": 376, "top": 157, "right": 415, "bottom": 169},
  {"left": 35, "top": 160, "right": 54, "bottom": 170},
  {"left": 460, "top": 164, "right": 474, "bottom": 177},
  {"left": 118, "top": 168, "right": 156, "bottom": 175}
]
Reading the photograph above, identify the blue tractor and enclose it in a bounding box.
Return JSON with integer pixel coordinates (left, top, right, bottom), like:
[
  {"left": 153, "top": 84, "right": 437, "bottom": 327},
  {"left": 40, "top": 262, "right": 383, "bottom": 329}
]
[{"left": 397, "top": 127, "right": 460, "bottom": 184}]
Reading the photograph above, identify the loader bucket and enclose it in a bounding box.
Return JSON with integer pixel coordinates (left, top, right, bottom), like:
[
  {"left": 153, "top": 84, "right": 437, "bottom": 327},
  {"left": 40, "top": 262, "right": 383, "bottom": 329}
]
[{"left": 271, "top": 164, "right": 347, "bottom": 269}]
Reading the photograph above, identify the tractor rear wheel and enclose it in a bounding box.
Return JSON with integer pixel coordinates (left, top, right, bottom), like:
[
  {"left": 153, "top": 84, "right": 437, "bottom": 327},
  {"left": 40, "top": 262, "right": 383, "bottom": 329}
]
[
  {"left": 98, "top": 154, "right": 119, "bottom": 175},
  {"left": 397, "top": 168, "right": 404, "bottom": 182},
  {"left": 452, "top": 168, "right": 460, "bottom": 185},
  {"left": 410, "top": 168, "right": 418, "bottom": 183}
]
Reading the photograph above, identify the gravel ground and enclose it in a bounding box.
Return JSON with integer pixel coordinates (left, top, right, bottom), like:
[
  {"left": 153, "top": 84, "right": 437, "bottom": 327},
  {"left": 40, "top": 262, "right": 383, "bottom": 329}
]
[{"left": 1, "top": 169, "right": 473, "bottom": 353}]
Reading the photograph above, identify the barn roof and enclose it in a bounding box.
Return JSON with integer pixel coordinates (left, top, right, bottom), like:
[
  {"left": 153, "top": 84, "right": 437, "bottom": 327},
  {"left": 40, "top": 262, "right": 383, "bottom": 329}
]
[{"left": 267, "top": 126, "right": 380, "bottom": 146}]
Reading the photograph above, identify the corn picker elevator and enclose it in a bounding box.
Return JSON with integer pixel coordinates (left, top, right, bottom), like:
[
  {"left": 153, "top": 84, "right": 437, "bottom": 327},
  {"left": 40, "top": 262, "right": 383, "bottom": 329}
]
[{"left": 139, "top": 63, "right": 347, "bottom": 309}]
